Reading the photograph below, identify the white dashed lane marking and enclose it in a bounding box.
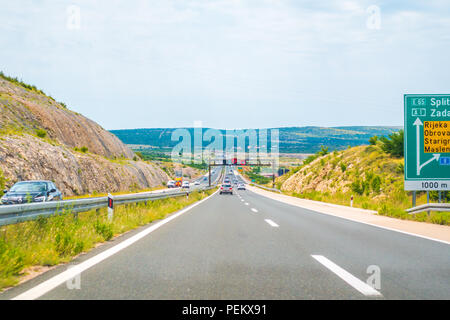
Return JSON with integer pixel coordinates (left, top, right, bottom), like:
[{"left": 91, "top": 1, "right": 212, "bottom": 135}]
[
  {"left": 311, "top": 255, "right": 382, "bottom": 297},
  {"left": 264, "top": 219, "right": 279, "bottom": 227}
]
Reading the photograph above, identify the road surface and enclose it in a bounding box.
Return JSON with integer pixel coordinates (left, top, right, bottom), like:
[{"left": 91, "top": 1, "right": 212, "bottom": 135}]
[{"left": 1, "top": 167, "right": 449, "bottom": 300}]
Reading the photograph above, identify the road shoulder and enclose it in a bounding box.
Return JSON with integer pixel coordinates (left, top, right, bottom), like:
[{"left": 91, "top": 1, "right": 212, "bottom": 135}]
[{"left": 247, "top": 185, "right": 450, "bottom": 244}]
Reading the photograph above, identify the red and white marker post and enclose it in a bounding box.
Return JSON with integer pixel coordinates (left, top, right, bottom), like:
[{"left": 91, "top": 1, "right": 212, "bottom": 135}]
[{"left": 107, "top": 193, "right": 114, "bottom": 221}]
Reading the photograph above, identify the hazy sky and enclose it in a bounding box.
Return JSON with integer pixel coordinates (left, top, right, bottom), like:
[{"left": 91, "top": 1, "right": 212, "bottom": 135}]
[{"left": 1, "top": 0, "right": 449, "bottom": 130}]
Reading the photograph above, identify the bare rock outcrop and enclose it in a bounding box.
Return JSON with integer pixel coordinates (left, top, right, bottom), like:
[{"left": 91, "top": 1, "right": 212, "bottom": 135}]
[
  {"left": 0, "top": 76, "right": 168, "bottom": 195},
  {"left": 0, "top": 77, "right": 133, "bottom": 159}
]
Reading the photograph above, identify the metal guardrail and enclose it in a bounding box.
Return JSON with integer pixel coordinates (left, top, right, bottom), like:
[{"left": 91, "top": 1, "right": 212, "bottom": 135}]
[
  {"left": 0, "top": 170, "right": 223, "bottom": 227},
  {"left": 407, "top": 203, "right": 450, "bottom": 215}
]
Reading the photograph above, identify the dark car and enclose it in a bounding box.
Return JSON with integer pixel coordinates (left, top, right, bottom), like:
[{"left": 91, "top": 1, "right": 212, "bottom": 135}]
[{"left": 1, "top": 180, "right": 63, "bottom": 205}]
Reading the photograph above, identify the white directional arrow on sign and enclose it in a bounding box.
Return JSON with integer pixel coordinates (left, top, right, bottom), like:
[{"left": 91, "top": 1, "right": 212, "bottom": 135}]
[
  {"left": 414, "top": 118, "right": 441, "bottom": 175},
  {"left": 414, "top": 118, "right": 423, "bottom": 175},
  {"left": 419, "top": 154, "right": 441, "bottom": 173}
]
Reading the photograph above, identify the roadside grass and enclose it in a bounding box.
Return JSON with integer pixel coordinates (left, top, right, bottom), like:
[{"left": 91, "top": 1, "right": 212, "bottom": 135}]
[
  {"left": 0, "top": 188, "right": 216, "bottom": 290},
  {"left": 285, "top": 187, "right": 450, "bottom": 226},
  {"left": 277, "top": 144, "right": 450, "bottom": 226}
]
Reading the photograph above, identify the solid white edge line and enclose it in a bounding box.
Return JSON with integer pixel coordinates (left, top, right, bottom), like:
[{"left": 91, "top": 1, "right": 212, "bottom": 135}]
[
  {"left": 249, "top": 189, "right": 450, "bottom": 246},
  {"left": 264, "top": 219, "right": 279, "bottom": 227},
  {"left": 12, "top": 189, "right": 219, "bottom": 300},
  {"left": 311, "top": 255, "right": 382, "bottom": 297}
]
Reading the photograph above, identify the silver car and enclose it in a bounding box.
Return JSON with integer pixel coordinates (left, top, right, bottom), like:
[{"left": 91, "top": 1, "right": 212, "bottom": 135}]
[{"left": 237, "top": 183, "right": 246, "bottom": 190}]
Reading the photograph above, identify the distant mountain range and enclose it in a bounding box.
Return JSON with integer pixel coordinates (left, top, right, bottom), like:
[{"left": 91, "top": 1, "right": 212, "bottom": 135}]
[{"left": 110, "top": 126, "right": 402, "bottom": 154}]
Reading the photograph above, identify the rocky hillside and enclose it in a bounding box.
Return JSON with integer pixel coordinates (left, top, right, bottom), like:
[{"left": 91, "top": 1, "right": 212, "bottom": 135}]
[
  {"left": 278, "top": 143, "right": 448, "bottom": 224},
  {"left": 0, "top": 77, "right": 133, "bottom": 159},
  {"left": 0, "top": 75, "right": 168, "bottom": 196},
  {"left": 281, "top": 145, "right": 404, "bottom": 198}
]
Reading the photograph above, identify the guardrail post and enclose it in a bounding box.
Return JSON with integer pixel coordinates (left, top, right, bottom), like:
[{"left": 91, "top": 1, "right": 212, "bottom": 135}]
[
  {"left": 350, "top": 195, "right": 354, "bottom": 207},
  {"left": 107, "top": 193, "right": 114, "bottom": 221},
  {"left": 427, "top": 191, "right": 430, "bottom": 216},
  {"left": 1, "top": 227, "right": 6, "bottom": 242},
  {"left": 209, "top": 164, "right": 211, "bottom": 187}
]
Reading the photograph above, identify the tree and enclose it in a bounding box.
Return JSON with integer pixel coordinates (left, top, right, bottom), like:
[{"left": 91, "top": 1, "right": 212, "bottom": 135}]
[
  {"left": 318, "top": 145, "right": 329, "bottom": 156},
  {"left": 351, "top": 179, "right": 364, "bottom": 195},
  {"left": 371, "top": 175, "right": 381, "bottom": 193},
  {"left": 369, "top": 135, "right": 378, "bottom": 145},
  {"left": 380, "top": 130, "right": 404, "bottom": 157}
]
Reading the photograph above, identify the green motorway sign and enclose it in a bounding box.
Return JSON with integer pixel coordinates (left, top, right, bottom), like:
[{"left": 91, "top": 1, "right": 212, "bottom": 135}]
[{"left": 404, "top": 94, "right": 450, "bottom": 190}]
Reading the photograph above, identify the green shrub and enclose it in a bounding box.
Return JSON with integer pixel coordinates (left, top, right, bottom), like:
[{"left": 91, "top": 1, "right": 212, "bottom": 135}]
[
  {"left": 55, "top": 231, "right": 84, "bottom": 257},
  {"left": 0, "top": 169, "right": 5, "bottom": 196},
  {"left": 396, "top": 163, "right": 404, "bottom": 174},
  {"left": 94, "top": 220, "right": 114, "bottom": 241},
  {"left": 318, "top": 145, "right": 329, "bottom": 156},
  {"left": 303, "top": 154, "right": 319, "bottom": 165},
  {"left": 371, "top": 175, "right": 382, "bottom": 193},
  {"left": 247, "top": 171, "right": 271, "bottom": 185},
  {"left": 0, "top": 71, "right": 46, "bottom": 95},
  {"left": 351, "top": 180, "right": 364, "bottom": 195},
  {"left": 431, "top": 212, "right": 449, "bottom": 225},
  {"left": 80, "top": 146, "right": 88, "bottom": 153},
  {"left": 369, "top": 136, "right": 378, "bottom": 145},
  {"left": 362, "top": 180, "right": 370, "bottom": 196},
  {"left": 0, "top": 239, "right": 25, "bottom": 280},
  {"left": 380, "top": 130, "right": 404, "bottom": 157},
  {"left": 340, "top": 163, "right": 347, "bottom": 172},
  {"left": 36, "top": 129, "right": 47, "bottom": 138},
  {"left": 378, "top": 202, "right": 388, "bottom": 215}
]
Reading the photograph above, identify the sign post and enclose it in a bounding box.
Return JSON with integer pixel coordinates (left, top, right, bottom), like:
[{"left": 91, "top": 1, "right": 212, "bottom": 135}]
[
  {"left": 404, "top": 94, "right": 450, "bottom": 191},
  {"left": 107, "top": 193, "right": 114, "bottom": 221}
]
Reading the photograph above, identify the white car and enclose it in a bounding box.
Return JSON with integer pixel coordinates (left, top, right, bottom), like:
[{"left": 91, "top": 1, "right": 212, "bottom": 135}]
[
  {"left": 194, "top": 181, "right": 200, "bottom": 186},
  {"left": 167, "top": 180, "right": 176, "bottom": 188},
  {"left": 182, "top": 181, "right": 190, "bottom": 189}
]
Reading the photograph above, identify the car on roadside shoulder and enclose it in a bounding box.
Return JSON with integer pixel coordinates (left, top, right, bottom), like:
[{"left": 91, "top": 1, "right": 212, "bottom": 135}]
[
  {"left": 1, "top": 180, "right": 63, "bottom": 205},
  {"left": 220, "top": 184, "right": 233, "bottom": 195},
  {"left": 194, "top": 181, "right": 200, "bottom": 186}
]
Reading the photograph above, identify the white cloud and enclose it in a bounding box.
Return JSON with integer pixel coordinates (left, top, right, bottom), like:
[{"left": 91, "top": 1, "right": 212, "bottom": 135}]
[{"left": 0, "top": 0, "right": 449, "bottom": 129}]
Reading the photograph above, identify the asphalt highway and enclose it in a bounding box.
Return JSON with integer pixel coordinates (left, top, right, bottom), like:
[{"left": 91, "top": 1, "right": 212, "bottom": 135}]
[{"left": 2, "top": 167, "right": 449, "bottom": 300}]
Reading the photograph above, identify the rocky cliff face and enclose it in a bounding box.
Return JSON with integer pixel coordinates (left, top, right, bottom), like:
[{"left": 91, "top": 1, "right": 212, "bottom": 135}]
[
  {"left": 0, "top": 77, "right": 133, "bottom": 159},
  {"left": 0, "top": 76, "right": 168, "bottom": 196}
]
